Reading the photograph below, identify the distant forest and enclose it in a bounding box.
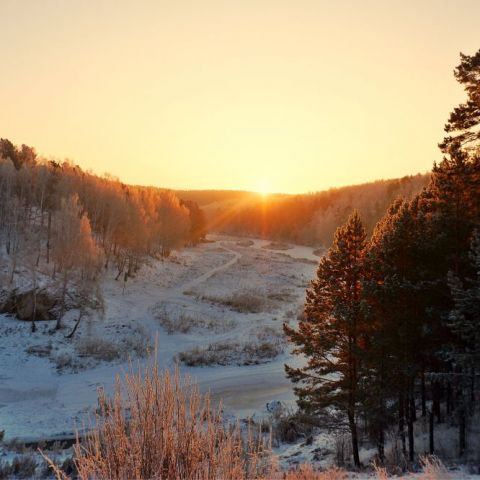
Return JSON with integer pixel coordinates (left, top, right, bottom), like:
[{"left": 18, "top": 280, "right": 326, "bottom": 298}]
[{"left": 177, "top": 174, "right": 430, "bottom": 247}]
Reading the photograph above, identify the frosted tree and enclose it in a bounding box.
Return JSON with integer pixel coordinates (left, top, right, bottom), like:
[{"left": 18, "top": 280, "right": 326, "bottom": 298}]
[{"left": 52, "top": 195, "right": 101, "bottom": 329}]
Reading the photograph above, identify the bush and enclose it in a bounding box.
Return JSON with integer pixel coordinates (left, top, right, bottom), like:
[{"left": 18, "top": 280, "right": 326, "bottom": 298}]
[
  {"left": 54, "top": 351, "right": 88, "bottom": 372},
  {"left": 41, "top": 357, "right": 454, "bottom": 480},
  {"left": 11, "top": 455, "right": 37, "bottom": 479},
  {"left": 261, "top": 242, "right": 292, "bottom": 251},
  {"left": 267, "top": 404, "right": 316, "bottom": 446},
  {"left": 0, "top": 459, "right": 11, "bottom": 479},
  {"left": 177, "top": 337, "right": 284, "bottom": 367},
  {"left": 45, "top": 361, "right": 274, "bottom": 480},
  {"left": 236, "top": 240, "right": 254, "bottom": 247},
  {"left": 75, "top": 326, "right": 151, "bottom": 363},
  {"left": 120, "top": 324, "right": 151, "bottom": 358},
  {"left": 283, "top": 464, "right": 347, "bottom": 479},
  {"left": 76, "top": 337, "right": 121, "bottom": 361},
  {"left": 155, "top": 307, "right": 234, "bottom": 334},
  {"left": 202, "top": 290, "right": 268, "bottom": 313}
]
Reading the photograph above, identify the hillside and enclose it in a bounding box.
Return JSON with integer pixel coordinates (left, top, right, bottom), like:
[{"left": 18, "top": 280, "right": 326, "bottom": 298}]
[{"left": 176, "top": 174, "right": 430, "bottom": 247}]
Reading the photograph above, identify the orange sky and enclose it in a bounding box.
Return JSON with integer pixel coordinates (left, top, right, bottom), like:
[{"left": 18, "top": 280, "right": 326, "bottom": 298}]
[{"left": 1, "top": 0, "right": 479, "bottom": 194}]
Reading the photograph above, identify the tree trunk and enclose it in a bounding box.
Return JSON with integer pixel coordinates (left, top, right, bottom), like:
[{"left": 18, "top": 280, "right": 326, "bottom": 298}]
[
  {"left": 348, "top": 411, "right": 360, "bottom": 468},
  {"left": 429, "top": 409, "right": 435, "bottom": 454},
  {"left": 447, "top": 382, "right": 452, "bottom": 415},
  {"left": 377, "top": 425, "right": 385, "bottom": 464},
  {"left": 31, "top": 288, "right": 37, "bottom": 333},
  {"left": 421, "top": 372, "right": 426, "bottom": 417},
  {"left": 46, "top": 211, "right": 51, "bottom": 264},
  {"left": 470, "top": 369, "right": 475, "bottom": 403},
  {"left": 432, "top": 382, "right": 442, "bottom": 424},
  {"left": 56, "top": 275, "right": 67, "bottom": 330},
  {"left": 410, "top": 396, "right": 417, "bottom": 422},
  {"left": 459, "top": 406, "right": 466, "bottom": 457},
  {"left": 399, "top": 395, "right": 406, "bottom": 457},
  {"left": 407, "top": 395, "right": 415, "bottom": 462},
  {"left": 66, "top": 311, "right": 83, "bottom": 339}
]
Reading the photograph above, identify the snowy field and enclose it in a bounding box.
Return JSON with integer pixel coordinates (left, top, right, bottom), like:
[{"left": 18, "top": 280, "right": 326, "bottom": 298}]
[{"left": 0, "top": 235, "right": 318, "bottom": 442}]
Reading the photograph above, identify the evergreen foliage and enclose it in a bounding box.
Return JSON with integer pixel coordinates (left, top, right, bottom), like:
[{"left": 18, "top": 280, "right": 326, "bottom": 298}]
[{"left": 285, "top": 48, "right": 480, "bottom": 467}]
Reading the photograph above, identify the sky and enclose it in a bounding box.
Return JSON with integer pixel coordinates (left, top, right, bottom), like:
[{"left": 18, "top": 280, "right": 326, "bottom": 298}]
[{"left": 0, "top": 1, "right": 479, "bottom": 194}]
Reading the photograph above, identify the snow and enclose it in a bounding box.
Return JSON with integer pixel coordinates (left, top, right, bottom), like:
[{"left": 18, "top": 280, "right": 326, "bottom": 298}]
[
  {"left": 0, "top": 235, "right": 315, "bottom": 442},
  {"left": 3, "top": 235, "right": 478, "bottom": 477}
]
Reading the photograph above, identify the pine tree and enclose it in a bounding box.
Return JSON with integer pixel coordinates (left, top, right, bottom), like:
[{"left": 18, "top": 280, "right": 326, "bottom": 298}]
[
  {"left": 427, "top": 146, "right": 480, "bottom": 277},
  {"left": 449, "top": 231, "right": 480, "bottom": 374},
  {"left": 364, "top": 198, "right": 437, "bottom": 462},
  {"left": 447, "top": 231, "right": 480, "bottom": 456},
  {"left": 440, "top": 48, "right": 480, "bottom": 154},
  {"left": 284, "top": 211, "right": 367, "bottom": 468}
]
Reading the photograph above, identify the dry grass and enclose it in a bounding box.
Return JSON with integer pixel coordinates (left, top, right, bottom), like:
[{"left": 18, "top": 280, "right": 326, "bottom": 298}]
[
  {"left": 51, "top": 360, "right": 273, "bottom": 480},
  {"left": 237, "top": 240, "right": 254, "bottom": 247},
  {"left": 76, "top": 327, "right": 151, "bottom": 361},
  {"left": 177, "top": 339, "right": 283, "bottom": 366},
  {"left": 54, "top": 351, "right": 88, "bottom": 372},
  {"left": 268, "top": 407, "right": 315, "bottom": 446},
  {"left": 76, "top": 337, "right": 122, "bottom": 361},
  {"left": 283, "top": 464, "right": 347, "bottom": 479},
  {"left": 0, "top": 455, "right": 37, "bottom": 479},
  {"left": 419, "top": 455, "right": 451, "bottom": 480},
  {"left": 262, "top": 242, "right": 292, "bottom": 251},
  {"left": 41, "top": 357, "right": 456, "bottom": 480},
  {"left": 155, "top": 306, "right": 234, "bottom": 334},
  {"left": 54, "top": 327, "right": 151, "bottom": 372},
  {"left": 202, "top": 289, "right": 269, "bottom": 313}
]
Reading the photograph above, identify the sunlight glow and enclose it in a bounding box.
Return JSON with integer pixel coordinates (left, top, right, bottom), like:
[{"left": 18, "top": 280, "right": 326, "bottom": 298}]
[
  {"left": 0, "top": 1, "right": 478, "bottom": 193},
  {"left": 254, "top": 179, "right": 273, "bottom": 197}
]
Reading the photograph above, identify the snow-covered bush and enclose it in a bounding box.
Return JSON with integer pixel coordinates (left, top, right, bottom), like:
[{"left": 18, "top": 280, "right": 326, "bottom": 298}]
[
  {"left": 201, "top": 289, "right": 269, "bottom": 313},
  {"left": 54, "top": 351, "right": 86, "bottom": 372},
  {"left": 43, "top": 362, "right": 273, "bottom": 480},
  {"left": 177, "top": 338, "right": 283, "bottom": 367},
  {"left": 76, "top": 337, "right": 122, "bottom": 362},
  {"left": 0, "top": 455, "right": 37, "bottom": 479},
  {"left": 155, "top": 306, "right": 234, "bottom": 334}
]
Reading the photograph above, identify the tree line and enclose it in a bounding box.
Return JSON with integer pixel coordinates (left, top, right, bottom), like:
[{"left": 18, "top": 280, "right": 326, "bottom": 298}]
[
  {"left": 193, "top": 175, "right": 429, "bottom": 247},
  {"left": 285, "top": 49, "right": 480, "bottom": 467},
  {"left": 0, "top": 144, "right": 206, "bottom": 331}
]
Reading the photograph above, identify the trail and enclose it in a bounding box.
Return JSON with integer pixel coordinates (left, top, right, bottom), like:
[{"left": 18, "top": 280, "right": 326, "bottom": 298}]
[{"left": 179, "top": 246, "right": 241, "bottom": 293}]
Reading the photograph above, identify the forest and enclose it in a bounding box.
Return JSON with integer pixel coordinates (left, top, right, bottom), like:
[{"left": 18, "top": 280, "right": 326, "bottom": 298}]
[
  {"left": 284, "top": 48, "right": 480, "bottom": 468},
  {"left": 184, "top": 174, "right": 429, "bottom": 247},
  {"left": 0, "top": 146, "right": 206, "bottom": 331}
]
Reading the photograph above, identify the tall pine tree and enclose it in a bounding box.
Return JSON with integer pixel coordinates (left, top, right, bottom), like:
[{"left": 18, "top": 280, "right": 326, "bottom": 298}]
[
  {"left": 284, "top": 211, "right": 367, "bottom": 468},
  {"left": 440, "top": 48, "right": 480, "bottom": 154}
]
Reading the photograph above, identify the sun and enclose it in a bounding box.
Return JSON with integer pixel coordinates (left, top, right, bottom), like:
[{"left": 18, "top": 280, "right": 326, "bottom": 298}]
[{"left": 254, "top": 179, "right": 272, "bottom": 197}]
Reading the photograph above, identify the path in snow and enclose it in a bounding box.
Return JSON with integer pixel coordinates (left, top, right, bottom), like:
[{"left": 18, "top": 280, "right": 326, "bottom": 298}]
[{"left": 0, "top": 238, "right": 313, "bottom": 440}]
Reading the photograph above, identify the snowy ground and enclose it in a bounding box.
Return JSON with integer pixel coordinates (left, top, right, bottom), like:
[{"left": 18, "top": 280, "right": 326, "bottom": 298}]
[
  {"left": 2, "top": 236, "right": 480, "bottom": 478},
  {"left": 0, "top": 235, "right": 317, "bottom": 442}
]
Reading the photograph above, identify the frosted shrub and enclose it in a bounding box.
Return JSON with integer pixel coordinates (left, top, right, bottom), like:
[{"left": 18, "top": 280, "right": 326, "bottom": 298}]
[
  {"left": 202, "top": 289, "right": 268, "bottom": 313},
  {"left": 45, "top": 361, "right": 274, "bottom": 480},
  {"left": 75, "top": 337, "right": 121, "bottom": 361},
  {"left": 155, "top": 306, "right": 234, "bottom": 334},
  {"left": 177, "top": 339, "right": 283, "bottom": 366}
]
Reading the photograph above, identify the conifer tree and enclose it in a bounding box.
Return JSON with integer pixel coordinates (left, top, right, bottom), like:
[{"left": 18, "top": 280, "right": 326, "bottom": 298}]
[
  {"left": 447, "top": 232, "right": 480, "bottom": 456},
  {"left": 284, "top": 211, "right": 367, "bottom": 468},
  {"left": 448, "top": 231, "right": 480, "bottom": 376},
  {"left": 440, "top": 48, "right": 480, "bottom": 154},
  {"left": 364, "top": 199, "right": 431, "bottom": 462}
]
